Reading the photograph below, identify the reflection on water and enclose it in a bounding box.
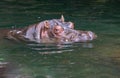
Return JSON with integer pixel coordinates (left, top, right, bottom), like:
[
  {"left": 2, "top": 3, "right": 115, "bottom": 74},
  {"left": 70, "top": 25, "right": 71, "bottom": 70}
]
[
  {"left": 27, "top": 43, "right": 94, "bottom": 54},
  {"left": 0, "top": 62, "right": 8, "bottom": 78}
]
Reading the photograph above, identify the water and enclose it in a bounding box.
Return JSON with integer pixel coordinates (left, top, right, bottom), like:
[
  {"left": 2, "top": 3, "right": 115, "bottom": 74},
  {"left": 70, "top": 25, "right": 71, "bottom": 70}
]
[{"left": 0, "top": 0, "right": 120, "bottom": 78}]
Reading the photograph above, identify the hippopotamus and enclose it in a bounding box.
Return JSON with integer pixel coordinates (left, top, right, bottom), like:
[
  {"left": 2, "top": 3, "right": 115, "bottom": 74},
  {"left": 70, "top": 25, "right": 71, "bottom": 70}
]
[{"left": 5, "top": 15, "right": 97, "bottom": 43}]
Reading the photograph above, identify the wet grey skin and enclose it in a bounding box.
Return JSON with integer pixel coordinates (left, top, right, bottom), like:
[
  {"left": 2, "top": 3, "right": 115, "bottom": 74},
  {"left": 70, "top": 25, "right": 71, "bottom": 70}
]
[{"left": 5, "top": 16, "right": 97, "bottom": 43}]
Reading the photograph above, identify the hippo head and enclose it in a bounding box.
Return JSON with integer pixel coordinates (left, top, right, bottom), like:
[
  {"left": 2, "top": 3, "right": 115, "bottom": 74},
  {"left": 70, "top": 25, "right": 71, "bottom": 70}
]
[
  {"left": 43, "top": 16, "right": 97, "bottom": 43},
  {"left": 45, "top": 15, "right": 74, "bottom": 38}
]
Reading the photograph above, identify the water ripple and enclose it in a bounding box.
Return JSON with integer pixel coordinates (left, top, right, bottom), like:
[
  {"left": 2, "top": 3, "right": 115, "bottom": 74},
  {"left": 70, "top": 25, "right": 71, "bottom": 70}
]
[{"left": 26, "top": 42, "right": 94, "bottom": 54}]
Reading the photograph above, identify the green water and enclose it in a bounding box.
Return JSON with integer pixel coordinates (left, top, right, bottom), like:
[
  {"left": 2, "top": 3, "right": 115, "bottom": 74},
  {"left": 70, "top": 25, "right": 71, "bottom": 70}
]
[{"left": 0, "top": 0, "right": 120, "bottom": 78}]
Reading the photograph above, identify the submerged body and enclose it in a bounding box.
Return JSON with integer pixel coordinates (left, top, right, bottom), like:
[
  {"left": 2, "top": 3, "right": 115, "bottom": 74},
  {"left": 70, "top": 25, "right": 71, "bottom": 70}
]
[{"left": 5, "top": 16, "right": 97, "bottom": 43}]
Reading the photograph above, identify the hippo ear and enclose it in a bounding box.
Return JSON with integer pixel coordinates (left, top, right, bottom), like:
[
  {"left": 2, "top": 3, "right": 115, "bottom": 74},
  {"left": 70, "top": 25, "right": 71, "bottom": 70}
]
[
  {"left": 60, "top": 15, "right": 65, "bottom": 22},
  {"left": 69, "top": 22, "right": 74, "bottom": 29},
  {"left": 44, "top": 21, "right": 50, "bottom": 29}
]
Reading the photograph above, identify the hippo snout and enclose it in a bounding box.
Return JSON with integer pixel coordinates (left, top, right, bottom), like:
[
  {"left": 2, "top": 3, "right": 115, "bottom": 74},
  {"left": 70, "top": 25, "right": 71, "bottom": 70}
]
[{"left": 87, "top": 31, "right": 97, "bottom": 40}]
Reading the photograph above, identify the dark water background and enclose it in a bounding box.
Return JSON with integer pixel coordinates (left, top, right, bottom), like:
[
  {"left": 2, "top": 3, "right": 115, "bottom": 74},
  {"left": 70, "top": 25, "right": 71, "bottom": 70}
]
[{"left": 0, "top": 0, "right": 120, "bottom": 78}]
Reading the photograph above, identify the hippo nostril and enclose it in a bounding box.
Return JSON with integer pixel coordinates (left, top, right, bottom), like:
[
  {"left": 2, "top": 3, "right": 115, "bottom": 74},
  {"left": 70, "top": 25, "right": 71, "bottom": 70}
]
[{"left": 79, "top": 34, "right": 82, "bottom": 36}]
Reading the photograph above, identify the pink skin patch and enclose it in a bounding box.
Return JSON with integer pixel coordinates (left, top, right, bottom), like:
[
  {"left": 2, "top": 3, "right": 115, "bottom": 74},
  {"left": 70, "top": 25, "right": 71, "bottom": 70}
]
[{"left": 53, "top": 25, "right": 64, "bottom": 38}]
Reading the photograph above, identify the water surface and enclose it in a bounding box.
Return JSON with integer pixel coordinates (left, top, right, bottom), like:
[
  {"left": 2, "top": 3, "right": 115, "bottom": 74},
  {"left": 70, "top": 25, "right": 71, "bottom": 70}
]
[{"left": 0, "top": 0, "right": 120, "bottom": 78}]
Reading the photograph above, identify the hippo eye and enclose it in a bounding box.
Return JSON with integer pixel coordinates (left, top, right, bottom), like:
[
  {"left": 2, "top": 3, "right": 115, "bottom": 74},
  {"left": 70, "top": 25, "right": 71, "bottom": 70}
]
[
  {"left": 55, "top": 27, "right": 60, "bottom": 31},
  {"left": 53, "top": 25, "right": 64, "bottom": 34}
]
